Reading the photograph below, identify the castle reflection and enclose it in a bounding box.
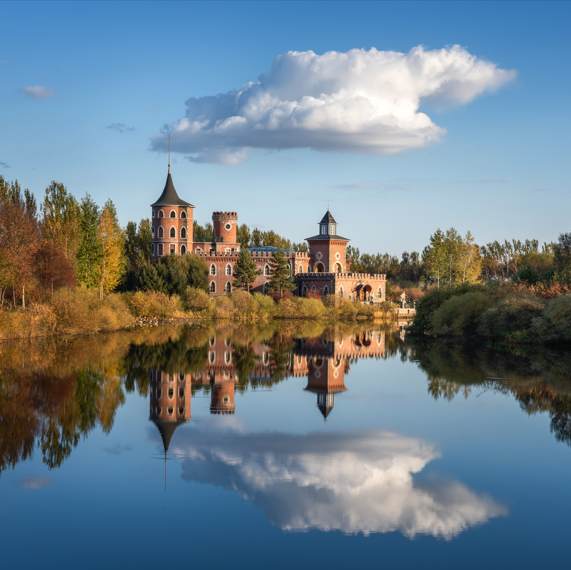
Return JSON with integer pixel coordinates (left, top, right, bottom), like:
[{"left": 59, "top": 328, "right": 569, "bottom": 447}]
[{"left": 148, "top": 330, "right": 387, "bottom": 452}]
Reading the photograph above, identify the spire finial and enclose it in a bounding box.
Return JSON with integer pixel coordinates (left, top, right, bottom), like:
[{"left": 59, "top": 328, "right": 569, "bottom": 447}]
[
  {"left": 168, "top": 134, "right": 171, "bottom": 174},
  {"left": 165, "top": 449, "right": 167, "bottom": 491}
]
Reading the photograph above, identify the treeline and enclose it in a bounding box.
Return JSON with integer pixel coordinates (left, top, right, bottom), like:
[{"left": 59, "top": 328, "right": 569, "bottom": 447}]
[
  {"left": 349, "top": 227, "right": 571, "bottom": 292},
  {"left": 194, "top": 220, "right": 308, "bottom": 252}
]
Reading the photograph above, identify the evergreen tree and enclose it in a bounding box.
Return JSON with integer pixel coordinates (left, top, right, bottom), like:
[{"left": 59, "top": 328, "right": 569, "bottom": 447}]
[
  {"left": 77, "top": 194, "right": 102, "bottom": 289},
  {"left": 137, "top": 263, "right": 167, "bottom": 293},
  {"left": 186, "top": 256, "right": 209, "bottom": 292},
  {"left": 157, "top": 262, "right": 187, "bottom": 297},
  {"left": 233, "top": 249, "right": 261, "bottom": 292},
  {"left": 268, "top": 248, "right": 295, "bottom": 295}
]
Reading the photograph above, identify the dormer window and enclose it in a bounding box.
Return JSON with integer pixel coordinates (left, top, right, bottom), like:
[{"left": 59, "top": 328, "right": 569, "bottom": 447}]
[
  {"left": 330, "top": 225, "right": 336, "bottom": 235},
  {"left": 320, "top": 225, "right": 327, "bottom": 235}
]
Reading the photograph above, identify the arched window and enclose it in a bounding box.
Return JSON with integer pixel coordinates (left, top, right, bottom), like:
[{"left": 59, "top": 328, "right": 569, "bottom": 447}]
[
  {"left": 152, "top": 210, "right": 156, "bottom": 218},
  {"left": 210, "top": 281, "right": 216, "bottom": 293},
  {"left": 168, "top": 408, "right": 173, "bottom": 416},
  {"left": 158, "top": 210, "right": 164, "bottom": 218},
  {"left": 302, "top": 285, "right": 307, "bottom": 297},
  {"left": 152, "top": 243, "right": 155, "bottom": 255},
  {"left": 334, "top": 263, "right": 342, "bottom": 273},
  {"left": 209, "top": 351, "right": 215, "bottom": 363},
  {"left": 170, "top": 210, "right": 176, "bottom": 218},
  {"left": 151, "top": 226, "right": 155, "bottom": 237},
  {"left": 224, "top": 352, "right": 231, "bottom": 364},
  {"left": 210, "top": 264, "right": 216, "bottom": 276},
  {"left": 169, "top": 244, "right": 175, "bottom": 254},
  {"left": 323, "top": 286, "right": 329, "bottom": 297},
  {"left": 298, "top": 264, "right": 303, "bottom": 273},
  {"left": 225, "top": 264, "right": 232, "bottom": 276},
  {"left": 180, "top": 245, "right": 186, "bottom": 254},
  {"left": 181, "top": 211, "right": 186, "bottom": 219},
  {"left": 264, "top": 264, "right": 270, "bottom": 276},
  {"left": 378, "top": 286, "right": 383, "bottom": 299},
  {"left": 170, "top": 227, "right": 176, "bottom": 238},
  {"left": 158, "top": 244, "right": 164, "bottom": 256},
  {"left": 315, "top": 262, "right": 324, "bottom": 273},
  {"left": 158, "top": 227, "right": 164, "bottom": 238},
  {"left": 339, "top": 285, "right": 344, "bottom": 296},
  {"left": 225, "top": 282, "right": 231, "bottom": 293},
  {"left": 181, "top": 227, "right": 186, "bottom": 239},
  {"left": 311, "top": 285, "right": 316, "bottom": 294}
]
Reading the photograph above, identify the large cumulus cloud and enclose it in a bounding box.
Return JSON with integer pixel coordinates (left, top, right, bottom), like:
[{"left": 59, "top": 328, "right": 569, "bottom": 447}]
[
  {"left": 157, "top": 425, "right": 508, "bottom": 538},
  {"left": 151, "top": 45, "right": 516, "bottom": 164}
]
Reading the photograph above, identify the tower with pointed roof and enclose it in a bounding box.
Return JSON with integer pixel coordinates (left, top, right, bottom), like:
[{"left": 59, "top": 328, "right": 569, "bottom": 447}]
[
  {"left": 306, "top": 210, "right": 350, "bottom": 274},
  {"left": 305, "top": 355, "right": 347, "bottom": 420},
  {"left": 151, "top": 166, "right": 195, "bottom": 259}
]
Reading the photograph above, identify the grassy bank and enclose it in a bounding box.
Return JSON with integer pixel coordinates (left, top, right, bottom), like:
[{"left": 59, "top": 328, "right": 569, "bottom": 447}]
[
  {"left": 0, "top": 288, "right": 397, "bottom": 340},
  {"left": 410, "top": 282, "right": 571, "bottom": 344}
]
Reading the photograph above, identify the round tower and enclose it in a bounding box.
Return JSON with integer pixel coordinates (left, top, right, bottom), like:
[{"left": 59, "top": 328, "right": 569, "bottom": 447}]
[
  {"left": 210, "top": 375, "right": 236, "bottom": 415},
  {"left": 212, "top": 212, "right": 238, "bottom": 244},
  {"left": 151, "top": 166, "right": 195, "bottom": 259}
]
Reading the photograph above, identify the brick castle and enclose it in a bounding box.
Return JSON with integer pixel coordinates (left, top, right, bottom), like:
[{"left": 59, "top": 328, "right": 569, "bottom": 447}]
[{"left": 150, "top": 165, "right": 386, "bottom": 301}]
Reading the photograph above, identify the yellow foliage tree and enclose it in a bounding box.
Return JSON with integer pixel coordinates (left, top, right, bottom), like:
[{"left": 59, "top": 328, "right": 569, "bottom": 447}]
[
  {"left": 459, "top": 231, "right": 482, "bottom": 283},
  {"left": 97, "top": 200, "right": 124, "bottom": 299}
]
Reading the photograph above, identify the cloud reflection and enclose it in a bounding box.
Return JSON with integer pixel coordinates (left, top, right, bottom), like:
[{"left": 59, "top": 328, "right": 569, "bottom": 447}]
[{"left": 161, "top": 426, "right": 507, "bottom": 539}]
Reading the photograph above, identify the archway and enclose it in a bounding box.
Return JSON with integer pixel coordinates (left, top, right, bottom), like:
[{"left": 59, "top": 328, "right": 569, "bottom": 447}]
[
  {"left": 314, "top": 262, "right": 325, "bottom": 273},
  {"left": 334, "top": 263, "right": 342, "bottom": 273}
]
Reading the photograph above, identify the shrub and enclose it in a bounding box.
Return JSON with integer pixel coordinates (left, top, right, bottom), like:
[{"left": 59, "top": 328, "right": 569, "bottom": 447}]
[
  {"left": 0, "top": 304, "right": 57, "bottom": 340},
  {"left": 533, "top": 295, "right": 571, "bottom": 343},
  {"left": 279, "top": 297, "right": 327, "bottom": 319},
  {"left": 479, "top": 294, "right": 546, "bottom": 339},
  {"left": 323, "top": 295, "right": 359, "bottom": 320},
  {"left": 183, "top": 287, "right": 211, "bottom": 313},
  {"left": 126, "top": 291, "right": 181, "bottom": 318},
  {"left": 431, "top": 292, "right": 493, "bottom": 337}
]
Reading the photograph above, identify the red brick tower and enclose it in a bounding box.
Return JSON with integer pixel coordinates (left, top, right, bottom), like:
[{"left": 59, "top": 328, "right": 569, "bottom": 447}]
[
  {"left": 149, "top": 368, "right": 192, "bottom": 454},
  {"left": 151, "top": 165, "right": 195, "bottom": 259},
  {"left": 305, "top": 356, "right": 347, "bottom": 419},
  {"left": 210, "top": 374, "right": 236, "bottom": 415},
  {"left": 306, "top": 211, "right": 350, "bottom": 273}
]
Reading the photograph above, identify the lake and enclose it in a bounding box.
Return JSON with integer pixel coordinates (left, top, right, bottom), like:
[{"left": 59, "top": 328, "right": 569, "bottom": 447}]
[{"left": 1, "top": 322, "right": 570, "bottom": 569}]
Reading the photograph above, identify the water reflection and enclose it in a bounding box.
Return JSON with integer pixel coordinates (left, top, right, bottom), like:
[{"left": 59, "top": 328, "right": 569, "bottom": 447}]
[{"left": 161, "top": 425, "right": 507, "bottom": 539}]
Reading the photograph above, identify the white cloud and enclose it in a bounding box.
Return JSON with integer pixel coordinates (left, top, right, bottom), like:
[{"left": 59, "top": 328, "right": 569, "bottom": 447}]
[
  {"left": 163, "top": 426, "right": 508, "bottom": 539},
  {"left": 17, "top": 476, "right": 52, "bottom": 489},
  {"left": 18, "top": 86, "right": 57, "bottom": 99},
  {"left": 151, "top": 45, "right": 516, "bottom": 164}
]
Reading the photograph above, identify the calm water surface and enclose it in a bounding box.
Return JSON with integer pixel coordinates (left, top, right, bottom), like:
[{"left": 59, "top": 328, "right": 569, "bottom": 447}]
[{"left": 1, "top": 323, "right": 571, "bottom": 569}]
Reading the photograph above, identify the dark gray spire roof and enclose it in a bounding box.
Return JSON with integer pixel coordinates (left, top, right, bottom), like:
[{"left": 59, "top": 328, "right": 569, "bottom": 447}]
[
  {"left": 320, "top": 211, "right": 337, "bottom": 224},
  {"left": 151, "top": 417, "right": 186, "bottom": 453},
  {"left": 151, "top": 170, "right": 194, "bottom": 208}
]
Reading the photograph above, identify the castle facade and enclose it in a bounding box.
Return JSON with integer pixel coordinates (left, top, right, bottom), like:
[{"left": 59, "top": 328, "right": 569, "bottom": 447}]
[{"left": 150, "top": 167, "right": 386, "bottom": 301}]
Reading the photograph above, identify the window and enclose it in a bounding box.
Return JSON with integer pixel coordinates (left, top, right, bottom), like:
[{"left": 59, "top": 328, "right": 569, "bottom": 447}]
[
  {"left": 378, "top": 286, "right": 383, "bottom": 298},
  {"left": 170, "top": 227, "right": 176, "bottom": 238},
  {"left": 330, "top": 225, "right": 336, "bottom": 235},
  {"left": 224, "top": 352, "right": 231, "bottom": 364},
  {"left": 225, "top": 264, "right": 232, "bottom": 276},
  {"left": 302, "top": 285, "right": 307, "bottom": 297},
  {"left": 264, "top": 264, "right": 270, "bottom": 276},
  {"left": 181, "top": 227, "right": 187, "bottom": 239},
  {"left": 225, "top": 223, "right": 232, "bottom": 231},
  {"left": 179, "top": 408, "right": 184, "bottom": 415},
  {"left": 210, "top": 281, "right": 216, "bottom": 293},
  {"left": 263, "top": 352, "right": 269, "bottom": 365},
  {"left": 320, "top": 225, "right": 326, "bottom": 235},
  {"left": 323, "top": 286, "right": 329, "bottom": 296},
  {"left": 210, "top": 264, "right": 216, "bottom": 275},
  {"left": 170, "top": 245, "right": 175, "bottom": 254},
  {"left": 158, "top": 227, "right": 164, "bottom": 238},
  {"left": 180, "top": 245, "right": 186, "bottom": 254},
  {"left": 180, "top": 373, "right": 185, "bottom": 381},
  {"left": 339, "top": 285, "right": 344, "bottom": 296},
  {"left": 179, "top": 388, "right": 185, "bottom": 398},
  {"left": 168, "top": 388, "right": 174, "bottom": 398},
  {"left": 170, "top": 210, "right": 176, "bottom": 218},
  {"left": 152, "top": 243, "right": 155, "bottom": 255},
  {"left": 151, "top": 227, "right": 155, "bottom": 237},
  {"left": 158, "top": 244, "right": 164, "bottom": 256},
  {"left": 209, "top": 351, "right": 215, "bottom": 363},
  {"left": 168, "top": 408, "right": 173, "bottom": 416},
  {"left": 158, "top": 210, "right": 164, "bottom": 218},
  {"left": 311, "top": 285, "right": 316, "bottom": 294},
  {"left": 299, "top": 264, "right": 303, "bottom": 273},
  {"left": 225, "top": 282, "right": 231, "bottom": 293},
  {"left": 152, "top": 210, "right": 156, "bottom": 218},
  {"left": 181, "top": 211, "right": 186, "bottom": 219}
]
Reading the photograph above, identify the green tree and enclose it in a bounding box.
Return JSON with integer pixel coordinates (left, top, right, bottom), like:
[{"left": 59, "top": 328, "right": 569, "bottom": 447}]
[
  {"left": 76, "top": 194, "right": 102, "bottom": 288},
  {"left": 423, "top": 229, "right": 447, "bottom": 288},
  {"left": 233, "top": 249, "right": 261, "bottom": 292},
  {"left": 137, "top": 263, "right": 167, "bottom": 293},
  {"left": 237, "top": 224, "right": 251, "bottom": 248},
  {"left": 554, "top": 232, "right": 571, "bottom": 284},
  {"left": 268, "top": 248, "right": 295, "bottom": 295}
]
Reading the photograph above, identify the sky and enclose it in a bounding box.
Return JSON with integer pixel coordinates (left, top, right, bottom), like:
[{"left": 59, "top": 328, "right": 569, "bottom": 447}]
[{"left": 1, "top": 1, "right": 570, "bottom": 254}]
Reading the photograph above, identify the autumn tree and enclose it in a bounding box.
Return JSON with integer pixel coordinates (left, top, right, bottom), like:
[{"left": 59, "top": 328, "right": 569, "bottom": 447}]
[
  {"left": 233, "top": 249, "right": 261, "bottom": 292},
  {"left": 458, "top": 231, "right": 482, "bottom": 283},
  {"left": 96, "top": 200, "right": 125, "bottom": 298},
  {"left": 423, "top": 229, "right": 447, "bottom": 288},
  {"left": 41, "top": 181, "right": 80, "bottom": 269}
]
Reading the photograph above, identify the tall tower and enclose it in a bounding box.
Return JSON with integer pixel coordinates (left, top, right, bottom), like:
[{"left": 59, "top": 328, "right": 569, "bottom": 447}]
[
  {"left": 305, "top": 356, "right": 347, "bottom": 419},
  {"left": 151, "top": 166, "right": 195, "bottom": 259},
  {"left": 306, "top": 211, "right": 350, "bottom": 273},
  {"left": 210, "top": 374, "right": 236, "bottom": 415}
]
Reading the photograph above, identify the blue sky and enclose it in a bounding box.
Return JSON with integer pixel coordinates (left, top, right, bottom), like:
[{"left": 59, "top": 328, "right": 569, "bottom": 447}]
[{"left": 1, "top": 1, "right": 569, "bottom": 253}]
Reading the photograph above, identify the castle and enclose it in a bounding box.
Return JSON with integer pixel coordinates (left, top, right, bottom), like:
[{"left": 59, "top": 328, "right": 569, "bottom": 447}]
[{"left": 150, "top": 165, "right": 386, "bottom": 301}]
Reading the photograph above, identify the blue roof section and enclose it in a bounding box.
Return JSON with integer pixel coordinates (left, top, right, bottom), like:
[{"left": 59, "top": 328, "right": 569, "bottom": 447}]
[{"left": 246, "top": 246, "right": 295, "bottom": 255}]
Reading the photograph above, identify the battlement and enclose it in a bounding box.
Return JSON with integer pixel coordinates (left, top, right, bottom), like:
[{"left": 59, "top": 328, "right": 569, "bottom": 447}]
[
  {"left": 249, "top": 251, "right": 309, "bottom": 258},
  {"left": 296, "top": 272, "right": 386, "bottom": 280},
  {"left": 212, "top": 211, "right": 238, "bottom": 219}
]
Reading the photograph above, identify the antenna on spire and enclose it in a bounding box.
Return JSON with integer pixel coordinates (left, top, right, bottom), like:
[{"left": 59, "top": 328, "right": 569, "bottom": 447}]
[
  {"left": 165, "top": 450, "right": 167, "bottom": 491},
  {"left": 168, "top": 134, "right": 171, "bottom": 174}
]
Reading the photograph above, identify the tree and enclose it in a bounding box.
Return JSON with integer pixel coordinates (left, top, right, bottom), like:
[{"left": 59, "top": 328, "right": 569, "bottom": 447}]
[
  {"left": 34, "top": 241, "right": 76, "bottom": 294},
  {"left": 41, "top": 181, "right": 80, "bottom": 267},
  {"left": 237, "top": 224, "right": 251, "bottom": 248},
  {"left": 554, "top": 232, "right": 571, "bottom": 284},
  {"left": 233, "top": 249, "right": 261, "bottom": 292},
  {"left": 443, "top": 228, "right": 462, "bottom": 287},
  {"left": 137, "top": 263, "right": 167, "bottom": 293},
  {"left": 423, "top": 229, "right": 447, "bottom": 288},
  {"left": 458, "top": 231, "right": 482, "bottom": 284},
  {"left": 96, "top": 200, "right": 125, "bottom": 298},
  {"left": 76, "top": 194, "right": 102, "bottom": 288},
  {"left": 268, "top": 248, "right": 295, "bottom": 295}
]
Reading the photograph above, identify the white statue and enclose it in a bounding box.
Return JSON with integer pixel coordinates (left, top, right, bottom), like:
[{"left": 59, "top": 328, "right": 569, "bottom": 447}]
[{"left": 400, "top": 292, "right": 406, "bottom": 308}]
